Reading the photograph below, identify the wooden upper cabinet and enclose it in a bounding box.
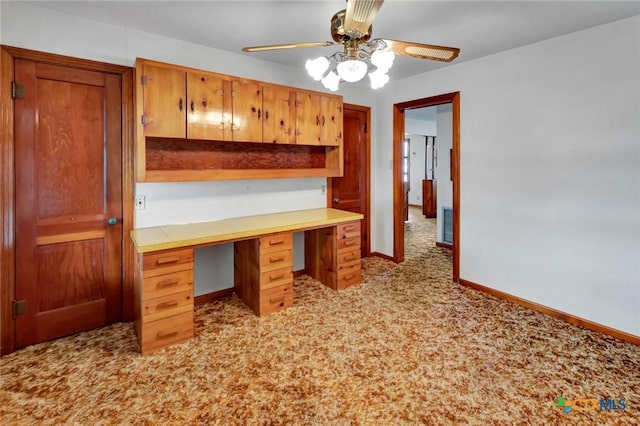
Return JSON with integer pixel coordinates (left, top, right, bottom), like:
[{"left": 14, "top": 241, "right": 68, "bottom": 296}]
[
  {"left": 141, "top": 63, "right": 186, "bottom": 138},
  {"left": 262, "top": 85, "right": 293, "bottom": 144},
  {"left": 320, "top": 96, "right": 343, "bottom": 146},
  {"left": 231, "top": 80, "right": 263, "bottom": 143},
  {"left": 186, "top": 72, "right": 230, "bottom": 141},
  {"left": 294, "top": 92, "right": 322, "bottom": 145}
]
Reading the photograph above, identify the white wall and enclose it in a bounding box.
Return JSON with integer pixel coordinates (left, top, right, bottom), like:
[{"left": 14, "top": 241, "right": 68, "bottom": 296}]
[
  {"left": 435, "top": 104, "right": 453, "bottom": 242},
  {"left": 0, "top": 1, "right": 375, "bottom": 294},
  {"left": 373, "top": 16, "right": 640, "bottom": 336}
]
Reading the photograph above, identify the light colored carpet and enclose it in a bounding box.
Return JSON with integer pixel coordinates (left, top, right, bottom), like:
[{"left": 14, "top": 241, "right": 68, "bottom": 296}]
[{"left": 1, "top": 207, "right": 638, "bottom": 425}]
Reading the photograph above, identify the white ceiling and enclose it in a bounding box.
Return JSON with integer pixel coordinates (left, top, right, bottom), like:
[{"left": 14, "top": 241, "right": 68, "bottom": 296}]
[{"left": 26, "top": 0, "right": 640, "bottom": 80}]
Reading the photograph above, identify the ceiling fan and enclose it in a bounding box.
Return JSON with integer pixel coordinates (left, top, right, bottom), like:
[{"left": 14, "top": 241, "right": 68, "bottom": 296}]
[{"left": 242, "top": 0, "right": 460, "bottom": 90}]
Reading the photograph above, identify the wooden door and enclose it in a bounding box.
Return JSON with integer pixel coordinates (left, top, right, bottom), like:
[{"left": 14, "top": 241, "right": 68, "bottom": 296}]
[
  {"left": 231, "top": 80, "right": 262, "bottom": 142},
  {"left": 141, "top": 63, "right": 186, "bottom": 138},
  {"left": 262, "top": 85, "right": 292, "bottom": 144},
  {"left": 14, "top": 59, "right": 122, "bottom": 347},
  {"left": 295, "top": 92, "right": 321, "bottom": 145},
  {"left": 187, "top": 72, "right": 228, "bottom": 141},
  {"left": 329, "top": 106, "right": 370, "bottom": 257},
  {"left": 320, "top": 95, "right": 343, "bottom": 146}
]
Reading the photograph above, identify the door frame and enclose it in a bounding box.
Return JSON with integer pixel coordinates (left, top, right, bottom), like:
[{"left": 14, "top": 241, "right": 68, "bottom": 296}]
[
  {"left": 393, "top": 92, "right": 460, "bottom": 281},
  {"left": 0, "top": 46, "right": 135, "bottom": 355},
  {"left": 327, "top": 103, "right": 371, "bottom": 257}
]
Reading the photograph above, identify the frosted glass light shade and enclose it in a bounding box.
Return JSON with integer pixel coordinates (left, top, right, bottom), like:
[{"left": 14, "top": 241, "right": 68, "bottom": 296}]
[
  {"left": 305, "top": 57, "right": 330, "bottom": 81},
  {"left": 369, "top": 69, "right": 389, "bottom": 89},
  {"left": 321, "top": 71, "right": 340, "bottom": 91},
  {"left": 371, "top": 49, "right": 395, "bottom": 73},
  {"left": 336, "top": 59, "right": 368, "bottom": 82}
]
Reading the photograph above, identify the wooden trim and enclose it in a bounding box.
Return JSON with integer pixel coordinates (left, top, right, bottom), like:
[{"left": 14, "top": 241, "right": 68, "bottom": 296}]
[
  {"left": 0, "top": 45, "right": 135, "bottom": 354},
  {"left": 393, "top": 92, "right": 460, "bottom": 282},
  {"left": 369, "top": 251, "right": 396, "bottom": 263},
  {"left": 121, "top": 69, "right": 135, "bottom": 322},
  {"left": 1, "top": 46, "right": 129, "bottom": 74},
  {"left": 435, "top": 241, "right": 453, "bottom": 250},
  {"left": 1, "top": 47, "right": 16, "bottom": 355},
  {"left": 36, "top": 230, "right": 105, "bottom": 246},
  {"left": 144, "top": 167, "right": 341, "bottom": 182},
  {"left": 293, "top": 269, "right": 307, "bottom": 279},
  {"left": 194, "top": 288, "right": 235, "bottom": 306},
  {"left": 459, "top": 279, "right": 640, "bottom": 346}
]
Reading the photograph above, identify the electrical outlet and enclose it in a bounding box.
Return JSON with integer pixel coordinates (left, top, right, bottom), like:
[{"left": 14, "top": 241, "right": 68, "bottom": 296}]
[
  {"left": 134, "top": 195, "right": 145, "bottom": 210},
  {"left": 321, "top": 185, "right": 326, "bottom": 195}
]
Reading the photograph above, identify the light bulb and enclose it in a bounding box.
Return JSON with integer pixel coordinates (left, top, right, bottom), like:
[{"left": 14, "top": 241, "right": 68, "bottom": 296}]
[{"left": 336, "top": 59, "right": 368, "bottom": 82}]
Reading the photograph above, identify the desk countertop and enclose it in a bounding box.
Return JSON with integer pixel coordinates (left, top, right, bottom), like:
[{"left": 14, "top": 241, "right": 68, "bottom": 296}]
[{"left": 131, "top": 208, "right": 364, "bottom": 253}]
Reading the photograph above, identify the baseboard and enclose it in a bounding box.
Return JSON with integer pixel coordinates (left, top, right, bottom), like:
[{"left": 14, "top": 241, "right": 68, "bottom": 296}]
[
  {"left": 435, "top": 241, "right": 453, "bottom": 249},
  {"left": 194, "top": 288, "right": 235, "bottom": 306},
  {"left": 459, "top": 279, "right": 639, "bottom": 346},
  {"left": 370, "top": 251, "right": 396, "bottom": 262},
  {"left": 293, "top": 269, "right": 306, "bottom": 278}
]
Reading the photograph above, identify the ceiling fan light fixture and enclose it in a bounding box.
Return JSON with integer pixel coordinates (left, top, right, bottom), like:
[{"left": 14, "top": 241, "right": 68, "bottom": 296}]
[
  {"left": 305, "top": 56, "right": 330, "bottom": 80},
  {"left": 321, "top": 71, "right": 341, "bottom": 91},
  {"left": 336, "top": 59, "right": 368, "bottom": 82}
]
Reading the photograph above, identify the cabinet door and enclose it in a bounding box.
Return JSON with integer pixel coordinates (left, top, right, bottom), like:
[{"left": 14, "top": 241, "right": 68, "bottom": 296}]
[
  {"left": 232, "top": 80, "right": 263, "bottom": 142},
  {"left": 187, "top": 72, "right": 229, "bottom": 141},
  {"left": 320, "top": 96, "right": 343, "bottom": 146},
  {"left": 295, "top": 92, "right": 321, "bottom": 145},
  {"left": 142, "top": 63, "right": 186, "bottom": 138},
  {"left": 262, "top": 85, "right": 293, "bottom": 144}
]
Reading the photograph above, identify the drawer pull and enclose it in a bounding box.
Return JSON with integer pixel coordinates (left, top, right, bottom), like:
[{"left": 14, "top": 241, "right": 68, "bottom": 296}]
[
  {"left": 343, "top": 225, "right": 356, "bottom": 232},
  {"left": 156, "top": 330, "right": 179, "bottom": 340},
  {"left": 343, "top": 240, "right": 356, "bottom": 246},
  {"left": 268, "top": 239, "right": 284, "bottom": 246},
  {"left": 269, "top": 256, "right": 285, "bottom": 263},
  {"left": 270, "top": 273, "right": 285, "bottom": 281},
  {"left": 344, "top": 254, "right": 357, "bottom": 262},
  {"left": 156, "top": 256, "right": 179, "bottom": 265},
  {"left": 343, "top": 274, "right": 354, "bottom": 280},
  {"left": 156, "top": 279, "right": 179, "bottom": 289},
  {"left": 269, "top": 296, "right": 285, "bottom": 304},
  {"left": 156, "top": 301, "right": 179, "bottom": 310}
]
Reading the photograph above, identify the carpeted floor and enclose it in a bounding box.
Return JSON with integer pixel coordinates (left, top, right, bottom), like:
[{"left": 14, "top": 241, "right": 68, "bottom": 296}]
[{"left": 1, "top": 207, "right": 639, "bottom": 425}]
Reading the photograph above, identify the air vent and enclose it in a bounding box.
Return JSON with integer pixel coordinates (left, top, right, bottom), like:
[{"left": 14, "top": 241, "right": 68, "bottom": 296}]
[{"left": 443, "top": 207, "right": 453, "bottom": 244}]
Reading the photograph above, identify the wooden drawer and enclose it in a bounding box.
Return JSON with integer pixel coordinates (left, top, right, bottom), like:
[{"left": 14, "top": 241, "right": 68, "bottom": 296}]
[
  {"left": 259, "top": 266, "right": 293, "bottom": 290},
  {"left": 337, "top": 221, "right": 360, "bottom": 239},
  {"left": 336, "top": 264, "right": 361, "bottom": 290},
  {"left": 259, "top": 249, "right": 293, "bottom": 272},
  {"left": 259, "top": 232, "right": 292, "bottom": 254},
  {"left": 257, "top": 283, "right": 293, "bottom": 316},
  {"left": 337, "top": 236, "right": 360, "bottom": 252},
  {"left": 143, "top": 248, "right": 194, "bottom": 278},
  {"left": 142, "top": 269, "right": 193, "bottom": 299},
  {"left": 139, "top": 311, "right": 194, "bottom": 355},
  {"left": 142, "top": 290, "right": 193, "bottom": 323},
  {"left": 338, "top": 248, "right": 360, "bottom": 265}
]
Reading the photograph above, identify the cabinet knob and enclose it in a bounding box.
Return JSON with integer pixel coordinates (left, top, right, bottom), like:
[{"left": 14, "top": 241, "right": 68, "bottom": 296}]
[
  {"left": 107, "top": 217, "right": 118, "bottom": 226},
  {"left": 333, "top": 198, "right": 340, "bottom": 204}
]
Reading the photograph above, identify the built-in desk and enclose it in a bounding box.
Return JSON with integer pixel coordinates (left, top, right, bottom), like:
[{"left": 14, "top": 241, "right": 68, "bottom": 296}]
[{"left": 130, "top": 208, "right": 364, "bottom": 354}]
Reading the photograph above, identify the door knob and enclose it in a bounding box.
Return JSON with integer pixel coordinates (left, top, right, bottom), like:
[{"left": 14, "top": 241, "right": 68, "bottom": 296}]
[
  {"left": 333, "top": 198, "right": 340, "bottom": 204},
  {"left": 107, "top": 217, "right": 118, "bottom": 226}
]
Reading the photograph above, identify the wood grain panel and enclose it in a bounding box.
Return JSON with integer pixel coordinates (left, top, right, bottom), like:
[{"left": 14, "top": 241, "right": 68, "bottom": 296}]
[
  {"left": 262, "top": 85, "right": 292, "bottom": 144},
  {"left": 145, "top": 138, "right": 327, "bottom": 170},
  {"left": 187, "top": 72, "right": 227, "bottom": 141},
  {"left": 36, "top": 79, "right": 105, "bottom": 219},
  {"left": 142, "top": 63, "right": 186, "bottom": 138},
  {"left": 231, "top": 79, "right": 262, "bottom": 142},
  {"left": 295, "top": 92, "right": 321, "bottom": 145},
  {"left": 37, "top": 239, "right": 105, "bottom": 311},
  {"left": 320, "top": 95, "right": 342, "bottom": 146}
]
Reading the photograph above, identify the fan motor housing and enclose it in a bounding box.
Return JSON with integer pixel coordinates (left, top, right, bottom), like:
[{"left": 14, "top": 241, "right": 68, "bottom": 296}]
[{"left": 331, "top": 9, "right": 372, "bottom": 42}]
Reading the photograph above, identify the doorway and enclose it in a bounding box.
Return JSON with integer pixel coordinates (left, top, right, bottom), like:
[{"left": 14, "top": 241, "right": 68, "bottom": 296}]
[{"left": 393, "top": 92, "right": 460, "bottom": 281}]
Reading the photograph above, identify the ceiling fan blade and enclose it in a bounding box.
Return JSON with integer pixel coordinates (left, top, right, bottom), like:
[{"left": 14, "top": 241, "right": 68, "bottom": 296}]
[
  {"left": 242, "top": 41, "right": 335, "bottom": 52},
  {"left": 344, "top": 0, "right": 384, "bottom": 38},
  {"left": 383, "top": 39, "right": 460, "bottom": 62}
]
